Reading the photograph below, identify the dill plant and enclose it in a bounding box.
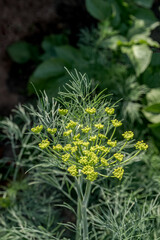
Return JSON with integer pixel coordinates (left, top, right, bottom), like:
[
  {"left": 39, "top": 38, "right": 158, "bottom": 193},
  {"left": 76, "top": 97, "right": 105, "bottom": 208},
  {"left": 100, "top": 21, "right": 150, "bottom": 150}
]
[{"left": 30, "top": 69, "right": 148, "bottom": 240}]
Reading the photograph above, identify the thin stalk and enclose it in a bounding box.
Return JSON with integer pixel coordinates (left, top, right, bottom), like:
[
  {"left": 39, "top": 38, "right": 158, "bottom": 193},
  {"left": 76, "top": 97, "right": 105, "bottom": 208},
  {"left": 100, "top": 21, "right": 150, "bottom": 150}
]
[
  {"left": 75, "top": 177, "right": 91, "bottom": 240},
  {"left": 82, "top": 180, "right": 91, "bottom": 240}
]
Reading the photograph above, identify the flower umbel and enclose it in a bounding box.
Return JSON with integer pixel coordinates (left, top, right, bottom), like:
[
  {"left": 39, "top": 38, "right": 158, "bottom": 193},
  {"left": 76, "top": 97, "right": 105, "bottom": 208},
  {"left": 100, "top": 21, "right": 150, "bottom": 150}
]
[{"left": 31, "top": 125, "right": 43, "bottom": 134}]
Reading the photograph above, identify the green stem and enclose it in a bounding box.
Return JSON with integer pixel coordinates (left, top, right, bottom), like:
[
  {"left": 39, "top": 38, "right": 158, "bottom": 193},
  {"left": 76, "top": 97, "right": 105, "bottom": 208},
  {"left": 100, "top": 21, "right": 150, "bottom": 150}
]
[
  {"left": 75, "top": 177, "right": 91, "bottom": 240},
  {"left": 82, "top": 180, "right": 91, "bottom": 240}
]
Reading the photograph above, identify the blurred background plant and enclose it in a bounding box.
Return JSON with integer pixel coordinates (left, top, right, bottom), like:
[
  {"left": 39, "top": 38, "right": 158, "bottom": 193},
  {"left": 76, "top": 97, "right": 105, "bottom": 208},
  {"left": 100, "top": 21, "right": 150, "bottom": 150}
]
[{"left": 0, "top": 0, "right": 160, "bottom": 239}]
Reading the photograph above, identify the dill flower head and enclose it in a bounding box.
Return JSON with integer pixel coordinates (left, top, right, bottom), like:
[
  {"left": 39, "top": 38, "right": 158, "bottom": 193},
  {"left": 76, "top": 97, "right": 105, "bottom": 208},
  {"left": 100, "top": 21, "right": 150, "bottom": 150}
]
[
  {"left": 68, "top": 165, "right": 78, "bottom": 176},
  {"left": 62, "top": 153, "right": 70, "bottom": 162},
  {"left": 107, "top": 140, "right": 117, "bottom": 147},
  {"left": 66, "top": 120, "right": 78, "bottom": 129},
  {"left": 63, "top": 144, "right": 72, "bottom": 151},
  {"left": 53, "top": 144, "right": 63, "bottom": 151},
  {"left": 122, "top": 131, "right": 134, "bottom": 141},
  {"left": 63, "top": 130, "right": 72, "bottom": 136},
  {"left": 58, "top": 109, "right": 68, "bottom": 115},
  {"left": 31, "top": 125, "right": 43, "bottom": 134},
  {"left": 98, "top": 133, "right": 107, "bottom": 139},
  {"left": 114, "top": 153, "right": 124, "bottom": 162},
  {"left": 101, "top": 157, "right": 109, "bottom": 166},
  {"left": 85, "top": 107, "right": 96, "bottom": 114},
  {"left": 89, "top": 135, "right": 97, "bottom": 141},
  {"left": 47, "top": 128, "right": 57, "bottom": 135},
  {"left": 135, "top": 140, "right": 148, "bottom": 150},
  {"left": 81, "top": 126, "right": 91, "bottom": 133},
  {"left": 31, "top": 71, "right": 149, "bottom": 182},
  {"left": 105, "top": 107, "right": 115, "bottom": 115},
  {"left": 39, "top": 139, "right": 50, "bottom": 149},
  {"left": 86, "top": 171, "right": 98, "bottom": 181},
  {"left": 94, "top": 123, "right": 104, "bottom": 129},
  {"left": 113, "top": 167, "right": 124, "bottom": 180},
  {"left": 111, "top": 119, "right": 122, "bottom": 127}
]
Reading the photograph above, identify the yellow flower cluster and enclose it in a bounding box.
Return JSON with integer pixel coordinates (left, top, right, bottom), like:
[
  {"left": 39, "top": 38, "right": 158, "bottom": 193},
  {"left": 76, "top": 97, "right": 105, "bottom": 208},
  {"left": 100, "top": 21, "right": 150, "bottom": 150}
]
[
  {"left": 94, "top": 123, "right": 104, "bottom": 129},
  {"left": 32, "top": 105, "right": 148, "bottom": 182},
  {"left": 85, "top": 107, "right": 96, "bottom": 114},
  {"left": 122, "top": 131, "right": 134, "bottom": 140},
  {"left": 135, "top": 141, "right": 148, "bottom": 150},
  {"left": 47, "top": 128, "right": 57, "bottom": 135},
  {"left": 81, "top": 126, "right": 91, "bottom": 133},
  {"left": 63, "top": 130, "right": 72, "bottom": 136},
  {"left": 39, "top": 139, "right": 50, "bottom": 149},
  {"left": 98, "top": 133, "right": 107, "bottom": 139},
  {"left": 101, "top": 157, "right": 109, "bottom": 166},
  {"left": 68, "top": 165, "right": 78, "bottom": 176},
  {"left": 66, "top": 120, "right": 77, "bottom": 129},
  {"left": 89, "top": 135, "right": 97, "bottom": 141},
  {"left": 53, "top": 144, "right": 63, "bottom": 151},
  {"left": 58, "top": 109, "right": 68, "bottom": 115},
  {"left": 107, "top": 140, "right": 117, "bottom": 147},
  {"left": 82, "top": 165, "right": 98, "bottom": 181},
  {"left": 62, "top": 153, "right": 70, "bottom": 162},
  {"left": 31, "top": 125, "right": 43, "bottom": 134},
  {"left": 113, "top": 167, "right": 124, "bottom": 180},
  {"left": 114, "top": 153, "right": 124, "bottom": 162},
  {"left": 105, "top": 107, "right": 115, "bottom": 115},
  {"left": 111, "top": 119, "right": 122, "bottom": 127}
]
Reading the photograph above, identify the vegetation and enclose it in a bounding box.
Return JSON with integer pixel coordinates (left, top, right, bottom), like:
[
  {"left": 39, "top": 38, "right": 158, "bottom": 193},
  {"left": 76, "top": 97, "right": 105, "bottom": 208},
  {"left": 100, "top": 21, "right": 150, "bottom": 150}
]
[{"left": 1, "top": 0, "right": 160, "bottom": 239}]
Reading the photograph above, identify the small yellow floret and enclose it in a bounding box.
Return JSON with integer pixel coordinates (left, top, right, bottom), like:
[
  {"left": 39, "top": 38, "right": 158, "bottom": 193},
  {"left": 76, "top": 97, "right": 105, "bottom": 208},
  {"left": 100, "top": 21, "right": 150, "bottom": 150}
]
[
  {"left": 66, "top": 120, "right": 78, "bottom": 129},
  {"left": 94, "top": 123, "right": 104, "bottom": 129},
  {"left": 107, "top": 140, "right": 117, "bottom": 147},
  {"left": 105, "top": 107, "right": 115, "bottom": 115},
  {"left": 85, "top": 107, "right": 96, "bottom": 114},
  {"left": 79, "top": 156, "right": 88, "bottom": 165},
  {"left": 58, "top": 109, "right": 68, "bottom": 115},
  {"left": 82, "top": 165, "right": 94, "bottom": 175},
  {"left": 31, "top": 125, "right": 43, "bottom": 134},
  {"left": 98, "top": 134, "right": 107, "bottom": 139},
  {"left": 135, "top": 141, "right": 148, "bottom": 150},
  {"left": 114, "top": 153, "right": 124, "bottom": 162},
  {"left": 53, "top": 144, "right": 63, "bottom": 151},
  {"left": 89, "top": 135, "right": 97, "bottom": 141},
  {"left": 62, "top": 153, "right": 70, "bottom": 162},
  {"left": 47, "top": 128, "right": 57, "bottom": 135},
  {"left": 73, "top": 134, "right": 80, "bottom": 140},
  {"left": 122, "top": 131, "right": 134, "bottom": 141},
  {"left": 68, "top": 165, "right": 78, "bottom": 176},
  {"left": 113, "top": 167, "right": 124, "bottom": 180},
  {"left": 111, "top": 119, "right": 122, "bottom": 127},
  {"left": 63, "top": 144, "right": 72, "bottom": 151},
  {"left": 71, "top": 146, "right": 78, "bottom": 153},
  {"left": 39, "top": 139, "right": 50, "bottom": 149},
  {"left": 81, "top": 126, "right": 91, "bottom": 133},
  {"left": 101, "top": 157, "right": 109, "bottom": 166},
  {"left": 86, "top": 171, "right": 98, "bottom": 181},
  {"left": 63, "top": 130, "right": 72, "bottom": 136}
]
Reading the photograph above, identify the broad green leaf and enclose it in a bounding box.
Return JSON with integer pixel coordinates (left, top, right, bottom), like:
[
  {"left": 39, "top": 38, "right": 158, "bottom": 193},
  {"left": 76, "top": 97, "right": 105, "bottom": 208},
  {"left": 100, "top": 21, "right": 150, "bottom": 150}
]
[
  {"left": 146, "top": 88, "right": 160, "bottom": 105},
  {"left": 151, "top": 53, "right": 160, "bottom": 66},
  {"left": 121, "top": 45, "right": 152, "bottom": 76},
  {"left": 142, "top": 111, "right": 160, "bottom": 123},
  {"left": 41, "top": 34, "right": 68, "bottom": 52},
  {"left": 104, "top": 35, "right": 127, "bottom": 50},
  {"left": 143, "top": 104, "right": 160, "bottom": 113},
  {"left": 86, "top": 0, "right": 112, "bottom": 21},
  {"left": 133, "top": 0, "right": 154, "bottom": 8},
  {"left": 54, "top": 45, "right": 82, "bottom": 63},
  {"left": 142, "top": 69, "right": 160, "bottom": 88},
  {"left": 7, "top": 41, "right": 35, "bottom": 63},
  {"left": 28, "top": 58, "right": 69, "bottom": 94},
  {"left": 149, "top": 122, "right": 160, "bottom": 140}
]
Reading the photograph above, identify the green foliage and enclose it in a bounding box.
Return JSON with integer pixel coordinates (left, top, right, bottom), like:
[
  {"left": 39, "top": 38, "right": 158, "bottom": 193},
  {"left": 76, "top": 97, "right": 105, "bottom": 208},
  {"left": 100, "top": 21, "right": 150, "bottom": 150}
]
[{"left": 7, "top": 41, "right": 39, "bottom": 63}]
